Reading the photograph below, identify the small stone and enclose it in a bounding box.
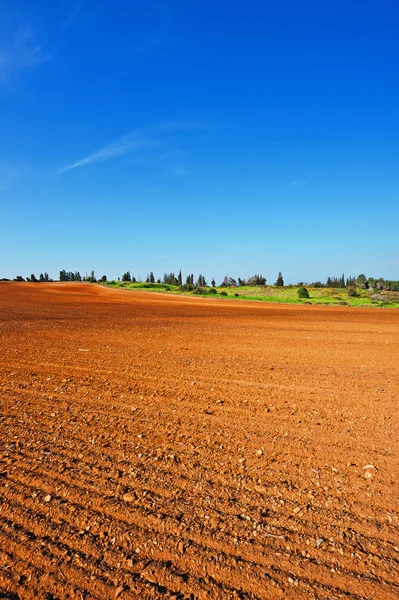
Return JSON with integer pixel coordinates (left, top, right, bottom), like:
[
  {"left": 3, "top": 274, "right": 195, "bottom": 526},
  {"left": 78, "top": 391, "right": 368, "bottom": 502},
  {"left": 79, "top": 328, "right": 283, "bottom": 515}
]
[
  {"left": 256, "top": 449, "right": 263, "bottom": 457},
  {"left": 254, "top": 485, "right": 267, "bottom": 494},
  {"left": 363, "top": 464, "right": 378, "bottom": 479},
  {"left": 178, "top": 541, "right": 185, "bottom": 554},
  {"left": 44, "top": 495, "right": 52, "bottom": 502},
  {"left": 316, "top": 538, "right": 324, "bottom": 548},
  {"left": 123, "top": 493, "right": 135, "bottom": 503}
]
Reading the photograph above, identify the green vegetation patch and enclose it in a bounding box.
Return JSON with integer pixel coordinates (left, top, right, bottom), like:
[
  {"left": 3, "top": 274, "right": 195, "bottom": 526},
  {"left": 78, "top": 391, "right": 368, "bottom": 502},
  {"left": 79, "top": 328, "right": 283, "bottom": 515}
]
[{"left": 101, "top": 281, "right": 399, "bottom": 308}]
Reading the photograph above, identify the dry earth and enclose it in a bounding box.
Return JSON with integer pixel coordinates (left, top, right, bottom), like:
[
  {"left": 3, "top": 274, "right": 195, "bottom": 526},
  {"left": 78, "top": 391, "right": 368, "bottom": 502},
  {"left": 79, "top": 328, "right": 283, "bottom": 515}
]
[{"left": 1, "top": 282, "right": 398, "bottom": 600}]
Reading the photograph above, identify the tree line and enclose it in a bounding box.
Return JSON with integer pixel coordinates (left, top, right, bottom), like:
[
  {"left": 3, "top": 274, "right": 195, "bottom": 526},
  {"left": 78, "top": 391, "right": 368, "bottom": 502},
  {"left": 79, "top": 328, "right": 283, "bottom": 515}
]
[{"left": 6, "top": 270, "right": 399, "bottom": 291}]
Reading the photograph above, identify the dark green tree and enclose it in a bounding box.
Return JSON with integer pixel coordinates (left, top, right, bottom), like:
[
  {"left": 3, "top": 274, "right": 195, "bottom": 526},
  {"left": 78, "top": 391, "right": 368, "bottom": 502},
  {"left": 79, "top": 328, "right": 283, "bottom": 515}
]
[
  {"left": 275, "top": 271, "right": 284, "bottom": 286},
  {"left": 356, "top": 274, "right": 368, "bottom": 289},
  {"left": 298, "top": 286, "right": 309, "bottom": 298},
  {"left": 196, "top": 274, "right": 207, "bottom": 286}
]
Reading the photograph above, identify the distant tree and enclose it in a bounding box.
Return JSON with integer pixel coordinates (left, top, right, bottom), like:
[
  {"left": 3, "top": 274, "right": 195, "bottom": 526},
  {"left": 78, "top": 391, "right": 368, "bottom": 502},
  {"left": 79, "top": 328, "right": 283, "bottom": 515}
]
[
  {"left": 27, "top": 274, "right": 38, "bottom": 282},
  {"left": 196, "top": 274, "right": 207, "bottom": 287},
  {"left": 163, "top": 272, "right": 178, "bottom": 285},
  {"left": 275, "top": 271, "right": 284, "bottom": 286},
  {"left": 186, "top": 274, "right": 194, "bottom": 285},
  {"left": 367, "top": 277, "right": 377, "bottom": 290},
  {"left": 220, "top": 276, "right": 237, "bottom": 287},
  {"left": 211, "top": 278, "right": 216, "bottom": 288},
  {"left": 376, "top": 278, "right": 384, "bottom": 290},
  {"left": 149, "top": 271, "right": 155, "bottom": 283},
  {"left": 247, "top": 274, "right": 266, "bottom": 286},
  {"left": 14, "top": 275, "right": 25, "bottom": 281},
  {"left": 84, "top": 271, "right": 97, "bottom": 283},
  {"left": 100, "top": 275, "right": 107, "bottom": 282},
  {"left": 122, "top": 271, "right": 131, "bottom": 282},
  {"left": 178, "top": 270, "right": 182, "bottom": 286},
  {"left": 356, "top": 274, "right": 368, "bottom": 289}
]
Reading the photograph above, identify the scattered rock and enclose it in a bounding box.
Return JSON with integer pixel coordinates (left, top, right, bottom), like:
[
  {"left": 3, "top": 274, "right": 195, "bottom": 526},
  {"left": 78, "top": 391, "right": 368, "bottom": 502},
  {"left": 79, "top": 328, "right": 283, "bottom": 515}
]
[
  {"left": 123, "top": 492, "right": 135, "bottom": 503},
  {"left": 44, "top": 495, "right": 52, "bottom": 503},
  {"left": 316, "top": 538, "right": 324, "bottom": 548},
  {"left": 363, "top": 464, "right": 378, "bottom": 479},
  {"left": 256, "top": 449, "right": 263, "bottom": 457}
]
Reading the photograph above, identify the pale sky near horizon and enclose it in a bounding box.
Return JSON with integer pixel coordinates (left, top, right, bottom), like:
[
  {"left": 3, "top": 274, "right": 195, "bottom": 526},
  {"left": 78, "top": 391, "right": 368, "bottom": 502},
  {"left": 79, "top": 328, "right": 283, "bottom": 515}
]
[{"left": 1, "top": 0, "right": 398, "bottom": 283}]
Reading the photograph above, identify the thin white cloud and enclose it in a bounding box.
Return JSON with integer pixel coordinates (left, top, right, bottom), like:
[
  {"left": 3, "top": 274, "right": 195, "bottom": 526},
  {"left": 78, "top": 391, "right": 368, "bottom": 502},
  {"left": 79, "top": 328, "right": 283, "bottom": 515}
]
[
  {"left": 60, "top": 121, "right": 208, "bottom": 173},
  {"left": 59, "top": 133, "right": 160, "bottom": 173},
  {"left": 63, "top": 6, "right": 80, "bottom": 29},
  {"left": 0, "top": 27, "right": 49, "bottom": 88}
]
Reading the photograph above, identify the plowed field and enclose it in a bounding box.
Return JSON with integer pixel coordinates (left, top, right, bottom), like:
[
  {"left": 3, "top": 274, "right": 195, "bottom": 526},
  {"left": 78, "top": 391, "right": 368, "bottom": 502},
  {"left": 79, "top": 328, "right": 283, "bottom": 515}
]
[{"left": 1, "top": 282, "right": 398, "bottom": 600}]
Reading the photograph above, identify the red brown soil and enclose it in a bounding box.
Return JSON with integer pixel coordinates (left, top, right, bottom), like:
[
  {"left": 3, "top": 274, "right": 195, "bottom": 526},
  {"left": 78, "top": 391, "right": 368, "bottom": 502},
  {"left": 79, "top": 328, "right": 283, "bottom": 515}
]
[{"left": 1, "top": 282, "right": 398, "bottom": 600}]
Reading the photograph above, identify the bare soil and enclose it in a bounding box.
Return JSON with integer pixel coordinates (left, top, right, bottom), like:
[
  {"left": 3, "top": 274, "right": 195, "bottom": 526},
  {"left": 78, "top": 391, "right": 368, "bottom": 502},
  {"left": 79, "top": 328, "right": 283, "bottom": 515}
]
[{"left": 1, "top": 282, "right": 398, "bottom": 600}]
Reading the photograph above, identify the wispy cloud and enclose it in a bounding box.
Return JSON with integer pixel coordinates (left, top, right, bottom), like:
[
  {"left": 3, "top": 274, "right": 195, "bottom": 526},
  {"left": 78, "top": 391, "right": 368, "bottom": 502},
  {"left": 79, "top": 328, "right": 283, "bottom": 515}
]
[
  {"left": 0, "top": 27, "right": 49, "bottom": 89},
  {"left": 288, "top": 179, "right": 307, "bottom": 188},
  {"left": 63, "top": 5, "right": 80, "bottom": 29},
  {"left": 60, "top": 133, "right": 159, "bottom": 173},
  {"left": 60, "top": 122, "right": 208, "bottom": 173},
  {"left": 0, "top": 160, "right": 29, "bottom": 191}
]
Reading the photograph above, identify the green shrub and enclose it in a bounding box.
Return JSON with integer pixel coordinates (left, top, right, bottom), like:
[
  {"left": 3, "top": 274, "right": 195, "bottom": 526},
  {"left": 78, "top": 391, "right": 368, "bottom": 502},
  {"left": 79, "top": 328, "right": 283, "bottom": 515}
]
[
  {"left": 234, "top": 293, "right": 239, "bottom": 297},
  {"left": 348, "top": 288, "right": 359, "bottom": 297},
  {"left": 180, "top": 283, "right": 195, "bottom": 292},
  {"left": 208, "top": 288, "right": 217, "bottom": 294},
  {"left": 297, "top": 286, "right": 309, "bottom": 299},
  {"left": 220, "top": 291, "right": 228, "bottom": 296},
  {"left": 193, "top": 286, "right": 207, "bottom": 295}
]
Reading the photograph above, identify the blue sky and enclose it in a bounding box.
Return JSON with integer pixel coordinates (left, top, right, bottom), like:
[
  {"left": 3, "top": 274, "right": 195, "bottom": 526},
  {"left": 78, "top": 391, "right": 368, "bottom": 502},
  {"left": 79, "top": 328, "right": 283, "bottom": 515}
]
[{"left": 1, "top": 0, "right": 398, "bottom": 283}]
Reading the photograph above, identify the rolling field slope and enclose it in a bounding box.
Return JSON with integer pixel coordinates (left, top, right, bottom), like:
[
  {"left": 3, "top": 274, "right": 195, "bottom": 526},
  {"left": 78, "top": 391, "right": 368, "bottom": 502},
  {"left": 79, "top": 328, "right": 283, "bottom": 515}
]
[{"left": 1, "top": 283, "right": 398, "bottom": 599}]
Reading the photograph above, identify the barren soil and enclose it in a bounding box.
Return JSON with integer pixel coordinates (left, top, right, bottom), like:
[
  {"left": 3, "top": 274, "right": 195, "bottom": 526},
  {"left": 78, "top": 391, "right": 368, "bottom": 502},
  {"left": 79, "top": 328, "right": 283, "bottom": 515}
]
[{"left": 1, "top": 282, "right": 398, "bottom": 600}]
